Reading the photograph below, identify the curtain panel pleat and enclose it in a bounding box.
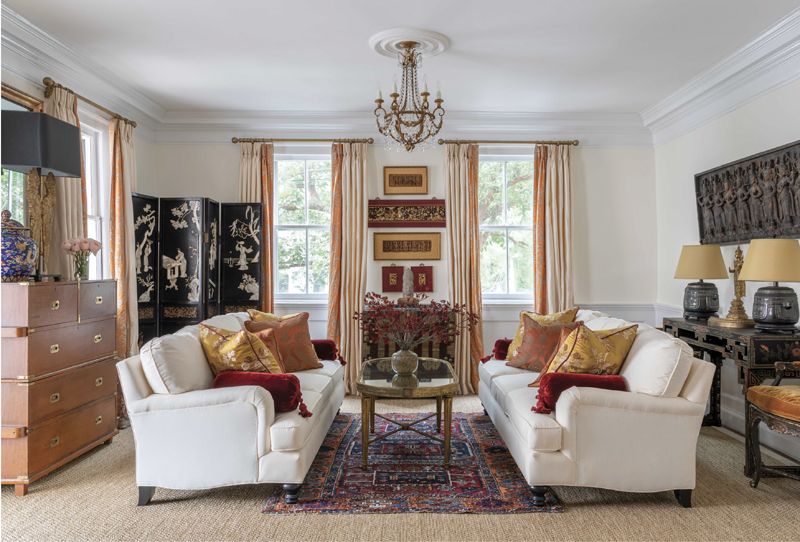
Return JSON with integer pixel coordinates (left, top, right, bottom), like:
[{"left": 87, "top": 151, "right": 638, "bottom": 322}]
[
  {"left": 445, "top": 143, "right": 484, "bottom": 394},
  {"left": 237, "top": 142, "right": 274, "bottom": 313},
  {"left": 43, "top": 87, "right": 86, "bottom": 278},
  {"left": 533, "top": 144, "right": 574, "bottom": 314},
  {"left": 109, "top": 119, "right": 139, "bottom": 357},
  {"left": 327, "top": 142, "right": 367, "bottom": 394}
]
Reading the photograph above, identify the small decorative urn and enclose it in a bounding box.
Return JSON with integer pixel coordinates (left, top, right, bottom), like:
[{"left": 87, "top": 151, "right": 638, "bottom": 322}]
[{"left": 1, "top": 210, "right": 38, "bottom": 282}]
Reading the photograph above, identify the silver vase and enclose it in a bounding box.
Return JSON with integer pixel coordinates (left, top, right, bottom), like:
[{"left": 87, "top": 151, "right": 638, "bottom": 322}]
[{"left": 391, "top": 349, "right": 419, "bottom": 375}]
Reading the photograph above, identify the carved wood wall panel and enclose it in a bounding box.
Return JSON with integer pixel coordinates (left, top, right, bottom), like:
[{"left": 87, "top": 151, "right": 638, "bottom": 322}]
[{"left": 695, "top": 140, "right": 800, "bottom": 244}]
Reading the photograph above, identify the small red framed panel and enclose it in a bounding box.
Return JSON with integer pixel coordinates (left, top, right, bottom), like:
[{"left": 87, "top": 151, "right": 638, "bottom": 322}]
[
  {"left": 381, "top": 265, "right": 404, "bottom": 292},
  {"left": 411, "top": 265, "right": 433, "bottom": 293}
]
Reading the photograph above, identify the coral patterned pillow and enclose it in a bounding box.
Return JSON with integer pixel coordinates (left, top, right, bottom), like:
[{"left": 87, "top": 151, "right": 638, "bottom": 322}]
[
  {"left": 245, "top": 311, "right": 322, "bottom": 372},
  {"left": 198, "top": 324, "right": 283, "bottom": 376},
  {"left": 506, "top": 319, "right": 579, "bottom": 372},
  {"left": 506, "top": 307, "right": 579, "bottom": 360}
]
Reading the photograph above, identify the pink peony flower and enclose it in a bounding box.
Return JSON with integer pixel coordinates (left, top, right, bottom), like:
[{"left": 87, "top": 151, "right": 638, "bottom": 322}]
[
  {"left": 79, "top": 240, "right": 90, "bottom": 251},
  {"left": 70, "top": 241, "right": 81, "bottom": 253},
  {"left": 62, "top": 240, "right": 73, "bottom": 251}
]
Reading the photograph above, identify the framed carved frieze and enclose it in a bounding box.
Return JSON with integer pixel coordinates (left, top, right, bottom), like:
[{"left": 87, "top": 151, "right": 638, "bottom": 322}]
[
  {"left": 368, "top": 198, "right": 446, "bottom": 227},
  {"left": 220, "top": 203, "right": 263, "bottom": 313},
  {"left": 695, "top": 140, "right": 800, "bottom": 244},
  {"left": 374, "top": 232, "right": 441, "bottom": 260},
  {"left": 132, "top": 192, "right": 159, "bottom": 345},
  {"left": 383, "top": 166, "right": 428, "bottom": 195}
]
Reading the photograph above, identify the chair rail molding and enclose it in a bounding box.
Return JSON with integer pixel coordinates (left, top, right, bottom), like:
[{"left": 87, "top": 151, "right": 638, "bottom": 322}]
[{"left": 641, "top": 7, "right": 800, "bottom": 144}]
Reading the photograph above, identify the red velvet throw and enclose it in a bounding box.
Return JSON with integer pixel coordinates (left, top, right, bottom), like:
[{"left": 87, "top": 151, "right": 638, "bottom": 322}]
[
  {"left": 481, "top": 338, "right": 513, "bottom": 363},
  {"left": 533, "top": 372, "right": 627, "bottom": 414},
  {"left": 311, "top": 339, "right": 346, "bottom": 365},
  {"left": 212, "top": 372, "right": 312, "bottom": 417}
]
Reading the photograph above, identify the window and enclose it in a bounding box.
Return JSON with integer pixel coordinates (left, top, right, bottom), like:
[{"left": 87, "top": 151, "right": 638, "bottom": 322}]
[
  {"left": 80, "top": 114, "right": 110, "bottom": 280},
  {"left": 274, "top": 158, "right": 331, "bottom": 298},
  {"left": 478, "top": 159, "right": 534, "bottom": 297},
  {"left": 1, "top": 169, "right": 27, "bottom": 224}
]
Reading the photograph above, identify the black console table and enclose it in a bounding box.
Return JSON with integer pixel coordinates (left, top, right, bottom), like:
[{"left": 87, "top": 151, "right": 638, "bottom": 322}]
[{"left": 662, "top": 318, "right": 800, "bottom": 428}]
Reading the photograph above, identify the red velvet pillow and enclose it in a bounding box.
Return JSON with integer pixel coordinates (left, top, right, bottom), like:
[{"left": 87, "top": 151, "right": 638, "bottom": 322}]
[
  {"left": 212, "top": 372, "right": 312, "bottom": 417},
  {"left": 311, "top": 339, "right": 346, "bottom": 365},
  {"left": 532, "top": 372, "right": 627, "bottom": 414},
  {"left": 481, "top": 338, "right": 513, "bottom": 363}
]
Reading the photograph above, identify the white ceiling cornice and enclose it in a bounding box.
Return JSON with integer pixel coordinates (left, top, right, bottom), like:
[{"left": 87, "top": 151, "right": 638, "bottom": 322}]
[
  {"left": 641, "top": 7, "right": 800, "bottom": 144},
  {"left": 1, "top": 5, "right": 164, "bottom": 128}
]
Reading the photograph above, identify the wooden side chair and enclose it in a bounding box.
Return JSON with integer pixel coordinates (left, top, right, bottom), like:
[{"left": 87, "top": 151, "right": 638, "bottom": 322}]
[{"left": 745, "top": 361, "right": 800, "bottom": 488}]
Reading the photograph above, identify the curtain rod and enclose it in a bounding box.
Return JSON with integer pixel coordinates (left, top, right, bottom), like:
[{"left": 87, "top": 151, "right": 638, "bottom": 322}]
[
  {"left": 232, "top": 137, "right": 374, "bottom": 144},
  {"left": 1, "top": 83, "right": 42, "bottom": 110},
  {"left": 42, "top": 77, "right": 138, "bottom": 128},
  {"left": 437, "top": 138, "right": 579, "bottom": 146}
]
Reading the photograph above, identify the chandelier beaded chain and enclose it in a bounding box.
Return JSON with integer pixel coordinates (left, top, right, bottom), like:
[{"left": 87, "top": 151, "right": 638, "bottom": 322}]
[{"left": 374, "top": 41, "right": 445, "bottom": 152}]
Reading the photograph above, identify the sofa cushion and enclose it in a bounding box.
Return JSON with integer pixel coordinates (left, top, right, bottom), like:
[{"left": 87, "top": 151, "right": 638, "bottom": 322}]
[
  {"left": 301, "top": 359, "right": 345, "bottom": 381},
  {"left": 270, "top": 390, "right": 324, "bottom": 451},
  {"left": 619, "top": 326, "right": 693, "bottom": 397},
  {"left": 140, "top": 333, "right": 213, "bottom": 394},
  {"left": 505, "top": 387, "right": 562, "bottom": 452},
  {"left": 492, "top": 373, "right": 540, "bottom": 414},
  {"left": 293, "top": 371, "right": 334, "bottom": 397},
  {"left": 576, "top": 309, "right": 606, "bottom": 323},
  {"left": 203, "top": 312, "right": 249, "bottom": 331},
  {"left": 479, "top": 359, "right": 530, "bottom": 389},
  {"left": 584, "top": 316, "right": 630, "bottom": 331}
]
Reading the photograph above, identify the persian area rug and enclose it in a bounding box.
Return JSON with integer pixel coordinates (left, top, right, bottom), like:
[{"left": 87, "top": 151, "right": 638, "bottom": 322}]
[{"left": 262, "top": 413, "right": 563, "bottom": 514}]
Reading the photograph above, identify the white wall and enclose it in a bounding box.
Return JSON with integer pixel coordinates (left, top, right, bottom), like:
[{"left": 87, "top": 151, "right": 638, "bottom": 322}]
[{"left": 654, "top": 77, "right": 800, "bottom": 458}]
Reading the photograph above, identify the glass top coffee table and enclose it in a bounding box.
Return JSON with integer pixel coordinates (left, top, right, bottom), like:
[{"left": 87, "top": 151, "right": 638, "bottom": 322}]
[{"left": 356, "top": 357, "right": 459, "bottom": 469}]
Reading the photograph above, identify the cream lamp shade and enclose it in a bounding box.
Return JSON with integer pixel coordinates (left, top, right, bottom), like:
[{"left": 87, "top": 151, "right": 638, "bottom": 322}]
[
  {"left": 739, "top": 239, "right": 800, "bottom": 283},
  {"left": 674, "top": 245, "right": 728, "bottom": 279}
]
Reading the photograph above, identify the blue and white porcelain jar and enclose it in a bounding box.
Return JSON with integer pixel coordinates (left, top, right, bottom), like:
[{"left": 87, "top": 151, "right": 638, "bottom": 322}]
[{"left": 1, "top": 210, "right": 37, "bottom": 282}]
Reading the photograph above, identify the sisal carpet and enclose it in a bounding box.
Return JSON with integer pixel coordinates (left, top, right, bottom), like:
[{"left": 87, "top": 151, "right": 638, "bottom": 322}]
[
  {"left": 263, "top": 413, "right": 561, "bottom": 514},
  {"left": 2, "top": 396, "right": 799, "bottom": 542}
]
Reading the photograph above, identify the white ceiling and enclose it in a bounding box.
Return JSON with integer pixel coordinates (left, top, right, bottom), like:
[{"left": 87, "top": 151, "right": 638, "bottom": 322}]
[{"left": 4, "top": 0, "right": 799, "bottom": 115}]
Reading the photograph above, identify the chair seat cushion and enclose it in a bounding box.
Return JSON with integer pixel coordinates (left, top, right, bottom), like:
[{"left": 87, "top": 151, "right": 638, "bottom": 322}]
[
  {"left": 747, "top": 385, "right": 800, "bottom": 422},
  {"left": 505, "top": 387, "right": 562, "bottom": 451}
]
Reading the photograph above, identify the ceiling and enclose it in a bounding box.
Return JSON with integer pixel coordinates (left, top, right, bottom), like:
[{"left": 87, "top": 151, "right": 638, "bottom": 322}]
[{"left": 4, "top": 0, "right": 799, "bottom": 115}]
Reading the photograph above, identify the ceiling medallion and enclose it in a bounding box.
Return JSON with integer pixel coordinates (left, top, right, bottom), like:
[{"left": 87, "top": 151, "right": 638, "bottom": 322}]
[{"left": 372, "top": 30, "right": 449, "bottom": 152}]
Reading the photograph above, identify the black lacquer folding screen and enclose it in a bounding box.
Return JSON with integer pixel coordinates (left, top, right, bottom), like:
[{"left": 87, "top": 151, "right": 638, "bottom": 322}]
[
  {"left": 220, "top": 203, "right": 263, "bottom": 314},
  {"left": 132, "top": 193, "right": 159, "bottom": 347}
]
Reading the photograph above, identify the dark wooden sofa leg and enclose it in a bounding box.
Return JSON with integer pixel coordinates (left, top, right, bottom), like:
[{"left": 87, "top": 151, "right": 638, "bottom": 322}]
[
  {"left": 674, "top": 489, "right": 692, "bottom": 508},
  {"left": 138, "top": 486, "right": 155, "bottom": 506},
  {"left": 532, "top": 486, "right": 548, "bottom": 507},
  {"left": 283, "top": 483, "right": 301, "bottom": 504}
]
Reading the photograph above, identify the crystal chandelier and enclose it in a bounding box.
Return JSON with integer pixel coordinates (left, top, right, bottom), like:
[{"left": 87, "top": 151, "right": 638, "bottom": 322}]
[{"left": 374, "top": 41, "right": 444, "bottom": 152}]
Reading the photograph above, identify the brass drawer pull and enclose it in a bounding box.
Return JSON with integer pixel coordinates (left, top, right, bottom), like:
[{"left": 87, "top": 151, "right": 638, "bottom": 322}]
[
  {"left": 95, "top": 415, "right": 103, "bottom": 425},
  {"left": 49, "top": 392, "right": 60, "bottom": 403},
  {"left": 50, "top": 344, "right": 60, "bottom": 354},
  {"left": 95, "top": 377, "right": 104, "bottom": 387},
  {"left": 95, "top": 296, "right": 103, "bottom": 304},
  {"left": 51, "top": 300, "right": 60, "bottom": 310},
  {"left": 93, "top": 334, "right": 102, "bottom": 344},
  {"left": 50, "top": 436, "right": 60, "bottom": 448}
]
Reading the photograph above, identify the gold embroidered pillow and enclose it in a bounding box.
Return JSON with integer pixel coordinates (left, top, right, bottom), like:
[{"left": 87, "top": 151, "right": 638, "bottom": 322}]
[
  {"left": 198, "top": 324, "right": 282, "bottom": 376},
  {"left": 595, "top": 324, "right": 639, "bottom": 375},
  {"left": 530, "top": 324, "right": 611, "bottom": 387},
  {"left": 506, "top": 307, "right": 579, "bottom": 360}
]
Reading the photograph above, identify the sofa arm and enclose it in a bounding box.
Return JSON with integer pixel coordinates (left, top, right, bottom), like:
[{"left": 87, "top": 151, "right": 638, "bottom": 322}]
[
  {"left": 554, "top": 387, "right": 706, "bottom": 492},
  {"left": 128, "top": 386, "right": 275, "bottom": 458}
]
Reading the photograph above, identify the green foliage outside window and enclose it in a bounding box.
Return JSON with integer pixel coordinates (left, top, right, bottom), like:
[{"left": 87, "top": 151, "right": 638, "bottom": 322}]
[{"left": 1, "top": 169, "right": 26, "bottom": 224}]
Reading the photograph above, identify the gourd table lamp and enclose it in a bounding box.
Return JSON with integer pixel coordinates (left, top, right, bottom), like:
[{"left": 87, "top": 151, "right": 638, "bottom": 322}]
[
  {"left": 738, "top": 239, "right": 800, "bottom": 333},
  {"left": 674, "top": 244, "right": 728, "bottom": 321}
]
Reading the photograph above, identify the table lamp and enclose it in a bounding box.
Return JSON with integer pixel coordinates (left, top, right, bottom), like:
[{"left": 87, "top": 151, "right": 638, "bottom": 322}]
[
  {"left": 674, "top": 244, "right": 728, "bottom": 321},
  {"left": 738, "top": 239, "right": 800, "bottom": 333}
]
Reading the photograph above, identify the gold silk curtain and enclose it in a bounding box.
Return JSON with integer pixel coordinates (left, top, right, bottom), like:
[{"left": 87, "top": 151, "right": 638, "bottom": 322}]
[
  {"left": 109, "top": 118, "right": 139, "bottom": 357},
  {"left": 445, "top": 143, "right": 484, "bottom": 394},
  {"left": 533, "top": 144, "right": 574, "bottom": 314},
  {"left": 237, "top": 142, "right": 274, "bottom": 313},
  {"left": 43, "top": 87, "right": 86, "bottom": 277},
  {"left": 327, "top": 142, "right": 368, "bottom": 394}
]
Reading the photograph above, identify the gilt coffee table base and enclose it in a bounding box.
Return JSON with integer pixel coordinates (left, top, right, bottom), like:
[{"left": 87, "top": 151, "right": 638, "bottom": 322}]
[{"left": 361, "top": 395, "right": 453, "bottom": 469}]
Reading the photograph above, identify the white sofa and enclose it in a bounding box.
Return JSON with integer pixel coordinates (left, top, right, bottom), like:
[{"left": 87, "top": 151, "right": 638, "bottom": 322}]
[
  {"left": 479, "top": 310, "right": 715, "bottom": 508},
  {"left": 116, "top": 312, "right": 345, "bottom": 506}
]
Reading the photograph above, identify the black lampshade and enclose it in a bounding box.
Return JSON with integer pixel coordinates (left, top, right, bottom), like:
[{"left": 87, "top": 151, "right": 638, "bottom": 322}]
[{"left": 1, "top": 110, "right": 81, "bottom": 177}]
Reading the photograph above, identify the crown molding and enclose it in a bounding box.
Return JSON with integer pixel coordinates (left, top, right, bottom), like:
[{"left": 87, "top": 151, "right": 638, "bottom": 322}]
[
  {"left": 1, "top": 5, "right": 164, "bottom": 129},
  {"left": 641, "top": 7, "right": 800, "bottom": 144}
]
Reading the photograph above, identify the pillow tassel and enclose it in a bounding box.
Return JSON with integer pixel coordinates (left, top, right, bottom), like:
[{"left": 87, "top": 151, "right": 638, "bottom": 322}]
[{"left": 298, "top": 400, "right": 313, "bottom": 418}]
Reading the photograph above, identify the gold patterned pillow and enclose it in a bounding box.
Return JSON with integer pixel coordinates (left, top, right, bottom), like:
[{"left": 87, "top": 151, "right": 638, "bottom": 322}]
[
  {"left": 595, "top": 324, "right": 639, "bottom": 375},
  {"left": 506, "top": 307, "right": 579, "bottom": 360},
  {"left": 199, "top": 324, "right": 283, "bottom": 376},
  {"left": 530, "top": 324, "right": 611, "bottom": 387}
]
